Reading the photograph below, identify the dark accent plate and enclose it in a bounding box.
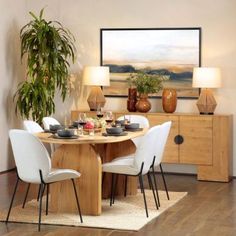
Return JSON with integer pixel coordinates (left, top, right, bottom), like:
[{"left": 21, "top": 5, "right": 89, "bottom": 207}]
[
  {"left": 102, "top": 132, "right": 128, "bottom": 137},
  {"left": 124, "top": 128, "right": 143, "bottom": 132},
  {"left": 51, "top": 134, "right": 79, "bottom": 139}
]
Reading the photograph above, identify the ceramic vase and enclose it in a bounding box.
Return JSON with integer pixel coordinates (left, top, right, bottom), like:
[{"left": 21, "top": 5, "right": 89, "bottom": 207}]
[
  {"left": 135, "top": 94, "right": 151, "bottom": 113},
  {"left": 127, "top": 88, "right": 137, "bottom": 112},
  {"left": 162, "top": 88, "right": 177, "bottom": 113}
]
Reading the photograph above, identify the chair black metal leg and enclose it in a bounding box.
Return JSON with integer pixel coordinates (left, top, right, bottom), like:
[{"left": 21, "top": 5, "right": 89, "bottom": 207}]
[
  {"left": 22, "top": 183, "right": 31, "bottom": 208},
  {"left": 102, "top": 172, "right": 105, "bottom": 187},
  {"left": 147, "top": 173, "right": 153, "bottom": 189},
  {"left": 46, "top": 184, "right": 49, "bottom": 215},
  {"left": 6, "top": 177, "right": 19, "bottom": 223},
  {"left": 112, "top": 174, "right": 118, "bottom": 204},
  {"left": 152, "top": 166, "right": 160, "bottom": 207},
  {"left": 110, "top": 173, "right": 114, "bottom": 206},
  {"left": 139, "top": 175, "right": 148, "bottom": 218},
  {"left": 38, "top": 183, "right": 44, "bottom": 232},
  {"left": 147, "top": 173, "right": 159, "bottom": 210},
  {"left": 37, "top": 184, "right": 41, "bottom": 202},
  {"left": 160, "top": 164, "right": 170, "bottom": 200},
  {"left": 124, "top": 175, "right": 128, "bottom": 197},
  {"left": 71, "top": 179, "right": 83, "bottom": 223}
]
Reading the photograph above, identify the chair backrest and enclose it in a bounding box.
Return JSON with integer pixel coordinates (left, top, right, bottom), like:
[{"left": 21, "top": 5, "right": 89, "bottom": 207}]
[
  {"left": 118, "top": 115, "right": 150, "bottom": 147},
  {"left": 42, "top": 117, "right": 60, "bottom": 130},
  {"left": 133, "top": 125, "right": 162, "bottom": 175},
  {"left": 9, "top": 129, "right": 51, "bottom": 183},
  {"left": 154, "top": 121, "right": 172, "bottom": 166},
  {"left": 23, "top": 120, "right": 43, "bottom": 133}
]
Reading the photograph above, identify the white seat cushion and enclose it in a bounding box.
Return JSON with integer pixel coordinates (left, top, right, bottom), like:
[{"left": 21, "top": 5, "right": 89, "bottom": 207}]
[
  {"left": 45, "top": 168, "right": 81, "bottom": 183},
  {"left": 102, "top": 158, "right": 139, "bottom": 175},
  {"left": 111, "top": 154, "right": 134, "bottom": 163}
]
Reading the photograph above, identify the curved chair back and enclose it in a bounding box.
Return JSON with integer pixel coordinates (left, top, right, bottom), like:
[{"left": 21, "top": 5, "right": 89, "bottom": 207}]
[
  {"left": 9, "top": 129, "right": 51, "bottom": 183},
  {"left": 42, "top": 117, "right": 60, "bottom": 130},
  {"left": 154, "top": 121, "right": 172, "bottom": 166},
  {"left": 117, "top": 115, "right": 149, "bottom": 147},
  {"left": 23, "top": 120, "right": 43, "bottom": 133},
  {"left": 133, "top": 125, "right": 162, "bottom": 175}
]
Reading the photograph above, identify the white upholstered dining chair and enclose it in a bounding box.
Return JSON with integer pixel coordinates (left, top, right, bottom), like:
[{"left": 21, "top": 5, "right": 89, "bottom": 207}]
[
  {"left": 7, "top": 130, "right": 83, "bottom": 231},
  {"left": 42, "top": 117, "right": 61, "bottom": 154},
  {"left": 102, "top": 125, "right": 162, "bottom": 217},
  {"left": 23, "top": 120, "right": 44, "bottom": 133},
  {"left": 117, "top": 115, "right": 149, "bottom": 147},
  {"left": 42, "top": 117, "right": 61, "bottom": 130},
  {"left": 149, "top": 121, "right": 172, "bottom": 206}
]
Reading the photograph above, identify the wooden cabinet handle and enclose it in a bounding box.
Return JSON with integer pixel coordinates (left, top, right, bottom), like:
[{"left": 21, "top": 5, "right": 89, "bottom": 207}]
[{"left": 174, "top": 135, "right": 184, "bottom": 145}]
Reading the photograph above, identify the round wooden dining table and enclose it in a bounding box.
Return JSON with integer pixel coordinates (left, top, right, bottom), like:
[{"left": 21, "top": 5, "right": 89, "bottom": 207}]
[{"left": 36, "top": 129, "right": 147, "bottom": 216}]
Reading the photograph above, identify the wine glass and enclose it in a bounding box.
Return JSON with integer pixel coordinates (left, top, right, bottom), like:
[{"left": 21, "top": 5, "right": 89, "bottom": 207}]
[
  {"left": 105, "top": 111, "right": 113, "bottom": 126},
  {"left": 96, "top": 106, "right": 104, "bottom": 118},
  {"left": 78, "top": 113, "right": 87, "bottom": 126}
]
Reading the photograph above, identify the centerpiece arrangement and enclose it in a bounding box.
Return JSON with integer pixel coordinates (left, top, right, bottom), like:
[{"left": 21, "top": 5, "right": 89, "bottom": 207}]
[{"left": 127, "top": 72, "right": 169, "bottom": 112}]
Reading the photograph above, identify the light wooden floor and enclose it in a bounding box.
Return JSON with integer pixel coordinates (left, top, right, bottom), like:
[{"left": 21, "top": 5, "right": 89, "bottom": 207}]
[{"left": 0, "top": 171, "right": 236, "bottom": 236}]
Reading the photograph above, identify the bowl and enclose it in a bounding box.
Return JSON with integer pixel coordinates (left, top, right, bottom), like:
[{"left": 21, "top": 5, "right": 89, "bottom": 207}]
[
  {"left": 106, "top": 127, "right": 123, "bottom": 135},
  {"left": 125, "top": 123, "right": 140, "bottom": 130},
  {"left": 49, "top": 124, "right": 62, "bottom": 131},
  {"left": 115, "top": 120, "right": 125, "bottom": 126},
  {"left": 57, "top": 129, "right": 74, "bottom": 137}
]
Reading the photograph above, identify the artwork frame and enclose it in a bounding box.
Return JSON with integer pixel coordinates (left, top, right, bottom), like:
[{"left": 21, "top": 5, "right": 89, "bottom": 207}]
[{"left": 100, "top": 27, "right": 201, "bottom": 99}]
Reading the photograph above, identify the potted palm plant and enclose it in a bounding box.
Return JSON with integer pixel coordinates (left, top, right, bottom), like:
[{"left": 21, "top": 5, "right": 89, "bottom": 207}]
[
  {"left": 14, "top": 8, "right": 76, "bottom": 123},
  {"left": 127, "top": 72, "right": 168, "bottom": 112}
]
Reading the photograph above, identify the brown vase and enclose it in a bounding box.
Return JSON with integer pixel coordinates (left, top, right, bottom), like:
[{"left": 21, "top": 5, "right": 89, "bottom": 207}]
[
  {"left": 135, "top": 94, "right": 151, "bottom": 113},
  {"left": 127, "top": 88, "right": 137, "bottom": 112},
  {"left": 162, "top": 88, "right": 177, "bottom": 113}
]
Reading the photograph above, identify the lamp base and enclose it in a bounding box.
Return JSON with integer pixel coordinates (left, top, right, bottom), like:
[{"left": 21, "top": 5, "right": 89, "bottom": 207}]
[
  {"left": 87, "top": 86, "right": 106, "bottom": 111},
  {"left": 196, "top": 88, "right": 217, "bottom": 115}
]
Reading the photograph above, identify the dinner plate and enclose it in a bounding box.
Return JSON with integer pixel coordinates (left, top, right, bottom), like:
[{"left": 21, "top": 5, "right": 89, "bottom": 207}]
[
  {"left": 44, "top": 129, "right": 57, "bottom": 134},
  {"left": 124, "top": 128, "right": 143, "bottom": 132},
  {"left": 51, "top": 134, "right": 79, "bottom": 139},
  {"left": 102, "top": 132, "right": 128, "bottom": 137}
]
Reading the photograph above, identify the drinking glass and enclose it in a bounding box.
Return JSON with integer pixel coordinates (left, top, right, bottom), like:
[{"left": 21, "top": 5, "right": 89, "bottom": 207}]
[
  {"left": 105, "top": 111, "right": 113, "bottom": 127},
  {"left": 96, "top": 106, "right": 104, "bottom": 118},
  {"left": 78, "top": 113, "right": 87, "bottom": 126}
]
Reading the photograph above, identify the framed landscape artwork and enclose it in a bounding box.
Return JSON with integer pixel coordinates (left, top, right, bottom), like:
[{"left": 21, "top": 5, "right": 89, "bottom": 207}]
[{"left": 100, "top": 28, "right": 201, "bottom": 98}]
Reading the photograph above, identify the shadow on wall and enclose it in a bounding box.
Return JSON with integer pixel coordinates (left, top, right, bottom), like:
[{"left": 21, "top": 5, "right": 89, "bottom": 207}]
[{"left": 4, "top": 20, "right": 25, "bottom": 169}]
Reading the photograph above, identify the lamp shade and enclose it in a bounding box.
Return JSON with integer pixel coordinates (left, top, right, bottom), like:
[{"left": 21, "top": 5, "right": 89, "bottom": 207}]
[
  {"left": 192, "top": 67, "right": 221, "bottom": 88},
  {"left": 83, "top": 66, "right": 110, "bottom": 86}
]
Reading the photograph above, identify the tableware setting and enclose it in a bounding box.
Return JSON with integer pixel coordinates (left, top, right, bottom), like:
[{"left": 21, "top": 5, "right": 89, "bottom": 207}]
[{"left": 124, "top": 123, "right": 143, "bottom": 132}]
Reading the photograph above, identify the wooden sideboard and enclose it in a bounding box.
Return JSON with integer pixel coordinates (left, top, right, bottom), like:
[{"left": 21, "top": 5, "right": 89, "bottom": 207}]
[{"left": 71, "top": 111, "right": 233, "bottom": 182}]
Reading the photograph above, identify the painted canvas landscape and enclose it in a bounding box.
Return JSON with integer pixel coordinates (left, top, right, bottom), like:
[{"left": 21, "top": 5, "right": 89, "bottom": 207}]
[{"left": 100, "top": 28, "right": 201, "bottom": 98}]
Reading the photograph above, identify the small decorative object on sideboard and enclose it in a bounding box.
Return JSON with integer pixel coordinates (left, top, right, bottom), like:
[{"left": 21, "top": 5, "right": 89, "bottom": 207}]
[
  {"left": 162, "top": 88, "right": 177, "bottom": 113},
  {"left": 127, "top": 72, "right": 169, "bottom": 113}
]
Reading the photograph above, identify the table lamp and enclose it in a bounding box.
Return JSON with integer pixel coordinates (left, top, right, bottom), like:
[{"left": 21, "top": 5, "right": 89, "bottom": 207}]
[
  {"left": 192, "top": 67, "right": 221, "bottom": 115},
  {"left": 83, "top": 66, "right": 110, "bottom": 111}
]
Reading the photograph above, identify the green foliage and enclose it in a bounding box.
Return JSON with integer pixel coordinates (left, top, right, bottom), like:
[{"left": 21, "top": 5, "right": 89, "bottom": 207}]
[
  {"left": 14, "top": 8, "right": 76, "bottom": 123},
  {"left": 127, "top": 72, "right": 169, "bottom": 95}
]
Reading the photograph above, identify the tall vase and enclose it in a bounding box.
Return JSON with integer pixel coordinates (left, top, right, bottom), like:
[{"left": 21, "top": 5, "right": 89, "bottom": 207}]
[
  {"left": 135, "top": 94, "right": 151, "bottom": 113},
  {"left": 162, "top": 88, "right": 177, "bottom": 113},
  {"left": 127, "top": 88, "right": 137, "bottom": 112}
]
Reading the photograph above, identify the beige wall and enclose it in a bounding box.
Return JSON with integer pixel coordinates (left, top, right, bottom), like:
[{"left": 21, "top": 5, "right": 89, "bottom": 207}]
[{"left": 1, "top": 0, "right": 236, "bottom": 174}]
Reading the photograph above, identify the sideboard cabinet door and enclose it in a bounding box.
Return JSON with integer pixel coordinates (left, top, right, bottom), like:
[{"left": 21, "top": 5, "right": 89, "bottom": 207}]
[
  {"left": 147, "top": 114, "right": 179, "bottom": 163},
  {"left": 179, "top": 116, "right": 213, "bottom": 165}
]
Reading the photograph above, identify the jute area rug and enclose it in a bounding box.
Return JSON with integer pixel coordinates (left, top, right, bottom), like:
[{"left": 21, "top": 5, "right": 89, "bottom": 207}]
[{"left": 0, "top": 190, "right": 187, "bottom": 231}]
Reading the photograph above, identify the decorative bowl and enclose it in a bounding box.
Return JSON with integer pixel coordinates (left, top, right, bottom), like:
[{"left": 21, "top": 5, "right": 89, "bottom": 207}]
[
  {"left": 49, "top": 124, "right": 62, "bottom": 131},
  {"left": 115, "top": 120, "right": 125, "bottom": 126},
  {"left": 125, "top": 123, "right": 140, "bottom": 130},
  {"left": 57, "top": 129, "right": 74, "bottom": 137},
  {"left": 106, "top": 127, "right": 123, "bottom": 135}
]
